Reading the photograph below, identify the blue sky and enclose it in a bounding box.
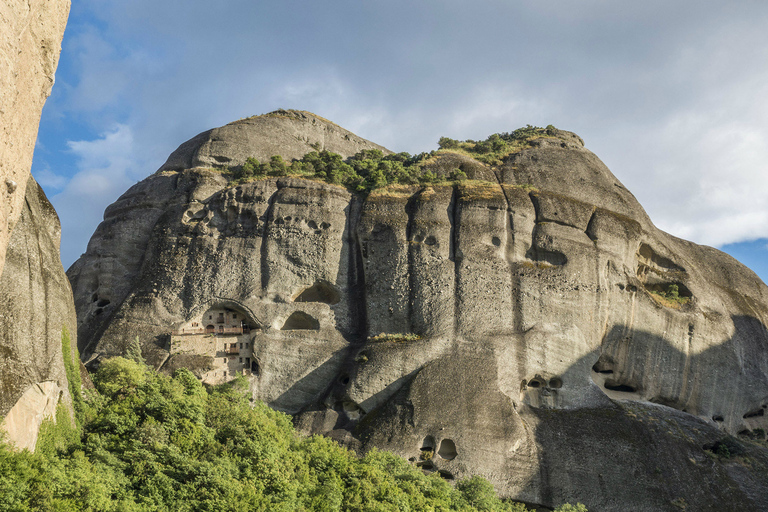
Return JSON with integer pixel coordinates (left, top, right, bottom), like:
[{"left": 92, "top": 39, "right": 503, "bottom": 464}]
[{"left": 32, "top": 0, "right": 768, "bottom": 284}]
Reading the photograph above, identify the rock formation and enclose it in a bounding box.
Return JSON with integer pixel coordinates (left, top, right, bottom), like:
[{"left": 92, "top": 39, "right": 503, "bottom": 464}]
[
  {"left": 0, "top": 178, "right": 78, "bottom": 450},
  {"left": 69, "top": 110, "right": 768, "bottom": 510},
  {"left": 0, "top": 0, "right": 75, "bottom": 450},
  {"left": 0, "top": 0, "right": 70, "bottom": 276}
]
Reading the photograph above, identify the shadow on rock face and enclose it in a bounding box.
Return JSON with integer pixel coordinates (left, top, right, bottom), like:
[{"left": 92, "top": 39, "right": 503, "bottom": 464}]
[{"left": 341, "top": 314, "right": 768, "bottom": 512}]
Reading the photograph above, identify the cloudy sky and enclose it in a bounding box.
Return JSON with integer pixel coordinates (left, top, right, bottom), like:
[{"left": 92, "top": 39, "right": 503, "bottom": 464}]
[{"left": 32, "top": 0, "right": 768, "bottom": 282}]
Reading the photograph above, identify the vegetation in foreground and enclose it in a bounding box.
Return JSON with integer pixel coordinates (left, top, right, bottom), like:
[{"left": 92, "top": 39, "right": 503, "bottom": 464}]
[
  {"left": 1, "top": 356, "right": 585, "bottom": 511},
  {"left": 220, "top": 125, "right": 557, "bottom": 194}
]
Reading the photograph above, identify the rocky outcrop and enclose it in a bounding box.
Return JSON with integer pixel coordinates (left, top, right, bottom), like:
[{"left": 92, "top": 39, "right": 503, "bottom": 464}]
[
  {"left": 1, "top": 178, "right": 78, "bottom": 449},
  {"left": 158, "top": 109, "right": 390, "bottom": 173},
  {"left": 0, "top": 0, "right": 70, "bottom": 276},
  {"left": 0, "top": 0, "right": 73, "bottom": 450},
  {"left": 69, "top": 113, "right": 768, "bottom": 510}
]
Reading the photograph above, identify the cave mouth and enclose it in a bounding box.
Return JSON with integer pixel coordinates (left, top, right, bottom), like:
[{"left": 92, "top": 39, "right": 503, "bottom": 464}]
[
  {"left": 420, "top": 435, "right": 436, "bottom": 452},
  {"left": 604, "top": 381, "right": 637, "bottom": 393},
  {"left": 281, "top": 311, "right": 320, "bottom": 330},
  {"left": 294, "top": 281, "right": 340, "bottom": 305},
  {"left": 438, "top": 439, "right": 457, "bottom": 460},
  {"left": 591, "top": 354, "right": 615, "bottom": 374}
]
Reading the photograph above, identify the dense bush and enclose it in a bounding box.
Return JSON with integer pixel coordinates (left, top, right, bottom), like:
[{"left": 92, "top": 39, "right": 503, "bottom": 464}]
[
  {"left": 225, "top": 125, "right": 556, "bottom": 193},
  {"left": 0, "top": 358, "right": 585, "bottom": 511}
]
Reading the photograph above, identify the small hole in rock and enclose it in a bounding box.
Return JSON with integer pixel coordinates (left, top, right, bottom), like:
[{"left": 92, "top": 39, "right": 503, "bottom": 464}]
[
  {"left": 421, "top": 435, "right": 435, "bottom": 452},
  {"left": 91, "top": 293, "right": 98, "bottom": 302},
  {"left": 549, "top": 378, "right": 563, "bottom": 389},
  {"left": 339, "top": 375, "right": 350, "bottom": 385},
  {"left": 424, "top": 236, "right": 437, "bottom": 246},
  {"left": 94, "top": 308, "right": 103, "bottom": 316},
  {"left": 712, "top": 415, "right": 724, "bottom": 422},
  {"left": 97, "top": 299, "right": 110, "bottom": 307},
  {"left": 492, "top": 236, "right": 501, "bottom": 247},
  {"left": 307, "top": 220, "right": 318, "bottom": 229},
  {"left": 438, "top": 470, "right": 454, "bottom": 480},
  {"left": 528, "top": 380, "right": 541, "bottom": 388},
  {"left": 321, "top": 222, "right": 330, "bottom": 229},
  {"left": 743, "top": 408, "right": 765, "bottom": 419},
  {"left": 285, "top": 216, "right": 292, "bottom": 221}
]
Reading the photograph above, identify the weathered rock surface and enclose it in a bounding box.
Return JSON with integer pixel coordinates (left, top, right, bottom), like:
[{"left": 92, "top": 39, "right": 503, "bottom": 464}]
[
  {"left": 158, "top": 109, "right": 390, "bottom": 173},
  {"left": 1, "top": 178, "right": 78, "bottom": 448},
  {"left": 0, "top": 0, "right": 69, "bottom": 276},
  {"left": 0, "top": 0, "right": 74, "bottom": 450},
  {"left": 70, "top": 113, "right": 768, "bottom": 510}
]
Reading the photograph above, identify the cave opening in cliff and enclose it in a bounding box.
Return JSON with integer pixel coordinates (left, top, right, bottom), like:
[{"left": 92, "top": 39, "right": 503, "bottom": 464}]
[
  {"left": 281, "top": 311, "right": 320, "bottom": 330},
  {"left": 438, "top": 439, "right": 457, "bottom": 460},
  {"left": 604, "top": 381, "right": 637, "bottom": 393},
  {"left": 294, "top": 281, "right": 340, "bottom": 305}
]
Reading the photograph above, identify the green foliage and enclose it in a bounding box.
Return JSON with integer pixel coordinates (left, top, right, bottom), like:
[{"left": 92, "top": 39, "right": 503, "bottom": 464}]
[
  {"left": 226, "top": 125, "right": 557, "bottom": 194},
  {"left": 436, "top": 125, "right": 554, "bottom": 165},
  {"left": 125, "top": 336, "right": 144, "bottom": 365},
  {"left": 651, "top": 284, "right": 690, "bottom": 307},
  {"left": 1, "top": 357, "right": 588, "bottom": 511},
  {"left": 61, "top": 326, "right": 84, "bottom": 425}
]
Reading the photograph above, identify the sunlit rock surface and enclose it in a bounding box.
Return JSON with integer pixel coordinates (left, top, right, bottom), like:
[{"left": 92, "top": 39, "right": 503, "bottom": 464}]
[
  {"left": 1, "top": 179, "right": 78, "bottom": 448},
  {"left": 69, "top": 111, "right": 768, "bottom": 511},
  {"left": 0, "top": 0, "right": 69, "bottom": 276}
]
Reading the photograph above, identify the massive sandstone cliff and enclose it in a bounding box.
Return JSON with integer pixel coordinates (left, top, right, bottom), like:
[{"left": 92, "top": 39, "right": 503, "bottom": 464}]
[
  {"left": 69, "top": 110, "right": 768, "bottom": 511},
  {"left": 0, "top": 0, "right": 70, "bottom": 276},
  {"left": 0, "top": 0, "right": 75, "bottom": 450}
]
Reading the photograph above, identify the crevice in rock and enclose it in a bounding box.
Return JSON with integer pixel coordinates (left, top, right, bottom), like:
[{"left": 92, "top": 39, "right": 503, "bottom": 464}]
[
  {"left": 743, "top": 408, "right": 765, "bottom": 419},
  {"left": 448, "top": 185, "right": 460, "bottom": 337},
  {"left": 604, "top": 381, "right": 637, "bottom": 393},
  {"left": 259, "top": 189, "right": 280, "bottom": 291},
  {"left": 405, "top": 191, "right": 420, "bottom": 332}
]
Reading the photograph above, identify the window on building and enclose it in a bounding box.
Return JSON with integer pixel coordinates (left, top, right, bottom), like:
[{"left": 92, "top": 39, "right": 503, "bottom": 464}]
[
  {"left": 240, "top": 343, "right": 243, "bottom": 349},
  {"left": 239, "top": 357, "right": 243, "bottom": 363},
  {"left": 233, "top": 314, "right": 237, "bottom": 319},
  {"left": 245, "top": 343, "right": 249, "bottom": 348},
  {"left": 223, "top": 371, "right": 227, "bottom": 377}
]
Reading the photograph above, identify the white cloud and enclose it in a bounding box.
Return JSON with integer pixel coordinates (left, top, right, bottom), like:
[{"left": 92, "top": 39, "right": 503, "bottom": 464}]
[
  {"left": 32, "top": 167, "right": 67, "bottom": 190},
  {"left": 51, "top": 125, "right": 140, "bottom": 266}
]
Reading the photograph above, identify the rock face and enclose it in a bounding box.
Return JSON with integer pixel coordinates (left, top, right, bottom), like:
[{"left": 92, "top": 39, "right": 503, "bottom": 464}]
[
  {"left": 69, "top": 112, "right": 768, "bottom": 511},
  {"left": 1, "top": 178, "right": 78, "bottom": 449},
  {"left": 0, "top": 0, "right": 70, "bottom": 276},
  {"left": 0, "top": 0, "right": 74, "bottom": 450}
]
